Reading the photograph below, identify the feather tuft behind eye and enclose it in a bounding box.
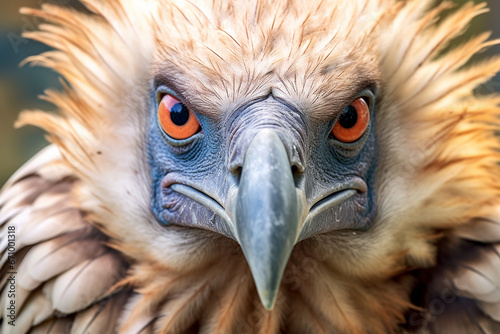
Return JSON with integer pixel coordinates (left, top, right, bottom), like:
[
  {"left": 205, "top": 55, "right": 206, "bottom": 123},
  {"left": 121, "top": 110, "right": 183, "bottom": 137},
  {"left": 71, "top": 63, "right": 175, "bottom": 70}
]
[
  {"left": 158, "top": 94, "right": 200, "bottom": 140},
  {"left": 332, "top": 97, "right": 370, "bottom": 143}
]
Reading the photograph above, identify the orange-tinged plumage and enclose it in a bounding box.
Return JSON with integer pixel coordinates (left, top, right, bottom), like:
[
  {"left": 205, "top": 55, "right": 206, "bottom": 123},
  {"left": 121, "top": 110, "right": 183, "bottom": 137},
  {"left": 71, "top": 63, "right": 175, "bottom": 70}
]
[{"left": 1, "top": 0, "right": 500, "bottom": 333}]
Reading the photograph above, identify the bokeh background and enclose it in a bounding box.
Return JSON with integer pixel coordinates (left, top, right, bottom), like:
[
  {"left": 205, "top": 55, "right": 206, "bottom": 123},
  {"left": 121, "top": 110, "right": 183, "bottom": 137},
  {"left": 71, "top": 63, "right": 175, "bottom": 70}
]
[{"left": 1, "top": 0, "right": 500, "bottom": 186}]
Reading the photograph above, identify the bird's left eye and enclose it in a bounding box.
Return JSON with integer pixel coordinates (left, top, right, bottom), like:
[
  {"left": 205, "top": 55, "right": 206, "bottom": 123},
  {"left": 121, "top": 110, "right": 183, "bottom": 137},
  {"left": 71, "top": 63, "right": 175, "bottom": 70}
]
[
  {"left": 331, "top": 97, "right": 370, "bottom": 143},
  {"left": 158, "top": 94, "right": 200, "bottom": 140}
]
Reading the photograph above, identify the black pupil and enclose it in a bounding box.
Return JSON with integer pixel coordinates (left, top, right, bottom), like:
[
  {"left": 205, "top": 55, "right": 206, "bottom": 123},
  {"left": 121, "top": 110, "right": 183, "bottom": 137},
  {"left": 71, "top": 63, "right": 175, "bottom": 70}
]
[
  {"left": 170, "top": 102, "right": 190, "bottom": 126},
  {"left": 339, "top": 105, "right": 358, "bottom": 129}
]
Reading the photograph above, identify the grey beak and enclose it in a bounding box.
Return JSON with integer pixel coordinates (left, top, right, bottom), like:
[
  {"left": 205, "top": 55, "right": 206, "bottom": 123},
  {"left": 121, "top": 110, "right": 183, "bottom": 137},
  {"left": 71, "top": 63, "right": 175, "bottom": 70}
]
[{"left": 231, "top": 129, "right": 305, "bottom": 310}]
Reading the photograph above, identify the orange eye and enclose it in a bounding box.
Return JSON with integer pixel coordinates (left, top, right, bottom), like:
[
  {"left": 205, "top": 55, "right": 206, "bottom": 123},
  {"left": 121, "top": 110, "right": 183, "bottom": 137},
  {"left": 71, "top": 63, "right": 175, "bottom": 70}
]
[
  {"left": 158, "top": 94, "right": 200, "bottom": 140},
  {"left": 332, "top": 97, "right": 370, "bottom": 143}
]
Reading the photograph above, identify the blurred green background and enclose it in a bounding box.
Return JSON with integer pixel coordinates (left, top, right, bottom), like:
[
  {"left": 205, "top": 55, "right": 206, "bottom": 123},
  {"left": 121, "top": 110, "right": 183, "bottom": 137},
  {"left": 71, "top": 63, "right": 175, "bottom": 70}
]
[
  {"left": 1, "top": 0, "right": 500, "bottom": 186},
  {"left": 0, "top": 0, "right": 85, "bottom": 187}
]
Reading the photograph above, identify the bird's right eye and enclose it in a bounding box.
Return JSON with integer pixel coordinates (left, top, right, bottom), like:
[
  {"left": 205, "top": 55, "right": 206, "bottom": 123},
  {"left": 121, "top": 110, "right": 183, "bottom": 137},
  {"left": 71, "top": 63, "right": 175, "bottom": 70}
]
[{"left": 158, "top": 94, "right": 200, "bottom": 140}]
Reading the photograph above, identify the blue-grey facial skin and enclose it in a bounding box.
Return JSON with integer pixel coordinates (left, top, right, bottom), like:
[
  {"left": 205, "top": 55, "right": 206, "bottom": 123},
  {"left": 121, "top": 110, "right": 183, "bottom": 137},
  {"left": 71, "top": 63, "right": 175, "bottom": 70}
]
[{"left": 148, "top": 85, "right": 378, "bottom": 241}]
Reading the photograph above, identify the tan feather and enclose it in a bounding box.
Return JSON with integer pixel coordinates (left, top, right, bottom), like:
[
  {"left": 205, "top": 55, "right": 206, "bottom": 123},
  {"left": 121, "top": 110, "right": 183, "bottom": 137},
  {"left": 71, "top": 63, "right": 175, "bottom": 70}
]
[
  {"left": 204, "top": 271, "right": 252, "bottom": 333},
  {"left": 480, "top": 301, "right": 500, "bottom": 322},
  {"left": 21, "top": 208, "right": 87, "bottom": 246},
  {"left": 455, "top": 217, "right": 500, "bottom": 243},
  {"left": 0, "top": 145, "right": 63, "bottom": 190},
  {"left": 118, "top": 293, "right": 157, "bottom": 334},
  {"left": 452, "top": 243, "right": 500, "bottom": 323},
  {"left": 0, "top": 178, "right": 47, "bottom": 227},
  {"left": 49, "top": 252, "right": 125, "bottom": 314},
  {"left": 156, "top": 280, "right": 211, "bottom": 334},
  {"left": 0, "top": 147, "right": 129, "bottom": 332},
  {"left": 17, "top": 231, "right": 105, "bottom": 291},
  {"left": 1, "top": 289, "right": 53, "bottom": 334},
  {"left": 70, "top": 292, "right": 129, "bottom": 334},
  {"left": 28, "top": 317, "right": 74, "bottom": 334}
]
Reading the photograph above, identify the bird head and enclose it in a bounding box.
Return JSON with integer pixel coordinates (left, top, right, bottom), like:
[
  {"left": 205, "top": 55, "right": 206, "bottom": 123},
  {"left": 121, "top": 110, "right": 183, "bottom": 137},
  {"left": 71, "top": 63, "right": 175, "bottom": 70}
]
[
  {"left": 147, "top": 5, "right": 379, "bottom": 306},
  {"left": 18, "top": 0, "right": 500, "bottom": 332}
]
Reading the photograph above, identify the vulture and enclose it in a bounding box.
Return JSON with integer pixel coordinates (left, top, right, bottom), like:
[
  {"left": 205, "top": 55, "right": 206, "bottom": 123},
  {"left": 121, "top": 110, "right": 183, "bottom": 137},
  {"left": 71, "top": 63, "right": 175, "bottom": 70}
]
[{"left": 2, "top": 0, "right": 500, "bottom": 333}]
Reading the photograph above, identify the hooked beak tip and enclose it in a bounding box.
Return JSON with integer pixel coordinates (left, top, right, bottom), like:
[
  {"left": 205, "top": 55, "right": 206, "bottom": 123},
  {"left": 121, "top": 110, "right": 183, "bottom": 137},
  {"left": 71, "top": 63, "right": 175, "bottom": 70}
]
[{"left": 259, "top": 289, "right": 278, "bottom": 310}]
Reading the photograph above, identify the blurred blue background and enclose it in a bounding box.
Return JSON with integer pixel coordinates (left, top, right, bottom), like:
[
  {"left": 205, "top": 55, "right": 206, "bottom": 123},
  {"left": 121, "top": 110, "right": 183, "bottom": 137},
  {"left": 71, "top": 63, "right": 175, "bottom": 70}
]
[{"left": 1, "top": 0, "right": 500, "bottom": 185}]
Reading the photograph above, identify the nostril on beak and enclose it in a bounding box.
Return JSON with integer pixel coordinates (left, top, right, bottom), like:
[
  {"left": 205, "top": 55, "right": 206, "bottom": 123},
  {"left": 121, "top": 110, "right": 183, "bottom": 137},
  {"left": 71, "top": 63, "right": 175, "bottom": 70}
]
[
  {"left": 228, "top": 159, "right": 243, "bottom": 174},
  {"left": 229, "top": 151, "right": 305, "bottom": 185},
  {"left": 231, "top": 159, "right": 303, "bottom": 177},
  {"left": 228, "top": 160, "right": 244, "bottom": 185},
  {"left": 291, "top": 160, "right": 305, "bottom": 173},
  {"left": 228, "top": 146, "right": 244, "bottom": 176},
  {"left": 234, "top": 166, "right": 243, "bottom": 176},
  {"left": 291, "top": 163, "right": 305, "bottom": 188}
]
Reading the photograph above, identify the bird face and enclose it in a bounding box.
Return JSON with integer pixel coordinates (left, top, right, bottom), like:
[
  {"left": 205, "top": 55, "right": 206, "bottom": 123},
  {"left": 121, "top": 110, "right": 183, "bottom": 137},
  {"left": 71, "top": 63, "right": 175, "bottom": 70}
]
[{"left": 148, "top": 74, "right": 378, "bottom": 308}]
